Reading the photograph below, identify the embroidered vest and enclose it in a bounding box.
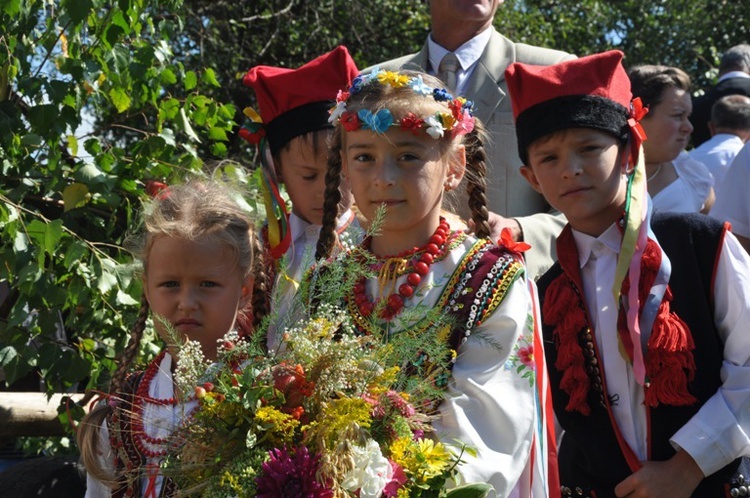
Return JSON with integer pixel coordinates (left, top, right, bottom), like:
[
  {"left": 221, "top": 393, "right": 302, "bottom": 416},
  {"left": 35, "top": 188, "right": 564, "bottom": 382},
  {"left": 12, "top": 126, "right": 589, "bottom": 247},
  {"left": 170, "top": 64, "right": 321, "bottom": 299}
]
[
  {"left": 108, "top": 371, "right": 177, "bottom": 498},
  {"left": 538, "top": 212, "right": 743, "bottom": 498}
]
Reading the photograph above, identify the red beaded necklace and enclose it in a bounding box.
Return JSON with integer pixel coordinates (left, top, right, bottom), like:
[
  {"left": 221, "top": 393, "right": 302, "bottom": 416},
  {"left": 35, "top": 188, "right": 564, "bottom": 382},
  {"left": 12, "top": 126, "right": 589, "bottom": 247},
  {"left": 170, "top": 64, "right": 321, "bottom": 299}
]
[
  {"left": 129, "top": 351, "right": 187, "bottom": 458},
  {"left": 353, "top": 217, "right": 451, "bottom": 321}
]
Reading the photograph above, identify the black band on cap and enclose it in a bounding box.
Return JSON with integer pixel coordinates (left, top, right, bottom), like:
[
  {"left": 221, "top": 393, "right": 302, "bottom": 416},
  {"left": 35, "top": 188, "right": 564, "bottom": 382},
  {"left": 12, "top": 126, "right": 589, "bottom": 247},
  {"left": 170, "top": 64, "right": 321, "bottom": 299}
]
[
  {"left": 266, "top": 101, "right": 334, "bottom": 156},
  {"left": 516, "top": 95, "right": 630, "bottom": 165}
]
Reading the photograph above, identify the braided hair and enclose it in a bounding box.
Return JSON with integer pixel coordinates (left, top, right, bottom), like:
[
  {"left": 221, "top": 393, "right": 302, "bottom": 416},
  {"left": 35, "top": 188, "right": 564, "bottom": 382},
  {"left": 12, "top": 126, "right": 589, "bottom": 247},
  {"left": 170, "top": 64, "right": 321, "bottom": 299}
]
[
  {"left": 316, "top": 70, "right": 492, "bottom": 261},
  {"left": 78, "top": 179, "right": 262, "bottom": 482}
]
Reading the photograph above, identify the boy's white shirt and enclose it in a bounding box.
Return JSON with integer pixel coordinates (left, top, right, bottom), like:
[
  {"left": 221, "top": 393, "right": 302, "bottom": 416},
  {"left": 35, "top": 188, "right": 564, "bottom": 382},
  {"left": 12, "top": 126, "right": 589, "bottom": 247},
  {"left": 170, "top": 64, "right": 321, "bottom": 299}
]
[
  {"left": 571, "top": 223, "right": 750, "bottom": 475},
  {"left": 85, "top": 352, "right": 197, "bottom": 498},
  {"left": 267, "top": 209, "right": 359, "bottom": 351}
]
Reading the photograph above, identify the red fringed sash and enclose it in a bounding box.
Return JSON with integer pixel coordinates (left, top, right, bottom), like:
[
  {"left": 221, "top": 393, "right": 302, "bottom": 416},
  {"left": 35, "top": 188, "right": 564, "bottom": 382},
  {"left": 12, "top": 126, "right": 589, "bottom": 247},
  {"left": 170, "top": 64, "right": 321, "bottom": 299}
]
[{"left": 544, "top": 231, "right": 697, "bottom": 415}]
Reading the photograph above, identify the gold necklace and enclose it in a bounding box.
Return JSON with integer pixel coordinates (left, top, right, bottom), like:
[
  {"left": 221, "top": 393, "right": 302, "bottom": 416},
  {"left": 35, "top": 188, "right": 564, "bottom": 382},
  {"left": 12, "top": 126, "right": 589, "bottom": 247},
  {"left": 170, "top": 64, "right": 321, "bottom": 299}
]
[{"left": 647, "top": 163, "right": 664, "bottom": 183}]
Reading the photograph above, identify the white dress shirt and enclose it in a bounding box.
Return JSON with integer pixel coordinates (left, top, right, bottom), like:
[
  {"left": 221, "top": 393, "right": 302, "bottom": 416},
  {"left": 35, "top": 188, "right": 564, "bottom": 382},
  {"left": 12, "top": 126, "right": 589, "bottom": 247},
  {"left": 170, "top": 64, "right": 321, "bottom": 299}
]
[
  {"left": 571, "top": 224, "right": 750, "bottom": 475},
  {"left": 427, "top": 27, "right": 493, "bottom": 96},
  {"left": 711, "top": 142, "right": 750, "bottom": 238},
  {"left": 86, "top": 353, "right": 197, "bottom": 498},
  {"left": 266, "top": 210, "right": 360, "bottom": 351},
  {"left": 690, "top": 133, "right": 745, "bottom": 191}
]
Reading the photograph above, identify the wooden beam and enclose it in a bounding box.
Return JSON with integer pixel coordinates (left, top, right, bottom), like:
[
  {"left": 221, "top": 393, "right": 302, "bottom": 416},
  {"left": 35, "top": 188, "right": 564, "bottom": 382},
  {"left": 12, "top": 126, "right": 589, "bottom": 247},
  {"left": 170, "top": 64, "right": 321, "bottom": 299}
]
[{"left": 0, "top": 393, "right": 87, "bottom": 437}]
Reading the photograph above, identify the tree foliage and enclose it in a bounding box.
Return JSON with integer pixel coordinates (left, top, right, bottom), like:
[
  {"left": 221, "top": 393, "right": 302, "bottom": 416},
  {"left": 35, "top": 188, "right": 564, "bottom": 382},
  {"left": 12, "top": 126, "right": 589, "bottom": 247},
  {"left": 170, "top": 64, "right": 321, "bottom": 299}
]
[
  {"left": 0, "top": 0, "right": 243, "bottom": 397},
  {"left": 0, "top": 0, "right": 748, "bottom": 450}
]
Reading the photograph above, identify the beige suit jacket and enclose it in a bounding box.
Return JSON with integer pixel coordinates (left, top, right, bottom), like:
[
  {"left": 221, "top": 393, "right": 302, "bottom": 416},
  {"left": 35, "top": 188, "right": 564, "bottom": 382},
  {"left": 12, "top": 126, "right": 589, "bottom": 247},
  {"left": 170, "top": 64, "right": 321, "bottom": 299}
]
[{"left": 377, "top": 28, "right": 575, "bottom": 279}]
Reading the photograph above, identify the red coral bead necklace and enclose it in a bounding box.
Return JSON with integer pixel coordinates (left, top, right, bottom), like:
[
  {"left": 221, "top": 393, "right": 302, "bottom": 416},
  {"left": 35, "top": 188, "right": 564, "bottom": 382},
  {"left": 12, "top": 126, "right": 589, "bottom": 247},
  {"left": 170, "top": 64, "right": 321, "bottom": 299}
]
[{"left": 354, "top": 217, "right": 451, "bottom": 321}]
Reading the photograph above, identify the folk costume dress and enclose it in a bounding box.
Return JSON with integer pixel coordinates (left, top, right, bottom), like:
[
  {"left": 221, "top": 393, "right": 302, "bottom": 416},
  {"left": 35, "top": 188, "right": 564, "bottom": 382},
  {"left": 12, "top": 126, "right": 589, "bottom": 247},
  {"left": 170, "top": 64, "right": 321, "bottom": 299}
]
[
  {"left": 329, "top": 225, "right": 555, "bottom": 498},
  {"left": 537, "top": 213, "right": 750, "bottom": 498},
  {"left": 86, "top": 352, "right": 197, "bottom": 498}
]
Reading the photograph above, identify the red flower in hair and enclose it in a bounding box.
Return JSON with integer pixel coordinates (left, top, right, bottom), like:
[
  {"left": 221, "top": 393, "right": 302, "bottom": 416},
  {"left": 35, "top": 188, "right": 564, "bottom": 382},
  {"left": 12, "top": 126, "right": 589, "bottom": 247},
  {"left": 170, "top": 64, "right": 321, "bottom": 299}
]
[
  {"left": 448, "top": 99, "right": 463, "bottom": 121},
  {"left": 239, "top": 126, "right": 266, "bottom": 145},
  {"left": 399, "top": 113, "right": 424, "bottom": 135},
  {"left": 628, "top": 97, "right": 648, "bottom": 143},
  {"left": 336, "top": 89, "right": 350, "bottom": 103},
  {"left": 498, "top": 227, "right": 531, "bottom": 254},
  {"left": 145, "top": 180, "right": 168, "bottom": 198},
  {"left": 341, "top": 111, "right": 360, "bottom": 132}
]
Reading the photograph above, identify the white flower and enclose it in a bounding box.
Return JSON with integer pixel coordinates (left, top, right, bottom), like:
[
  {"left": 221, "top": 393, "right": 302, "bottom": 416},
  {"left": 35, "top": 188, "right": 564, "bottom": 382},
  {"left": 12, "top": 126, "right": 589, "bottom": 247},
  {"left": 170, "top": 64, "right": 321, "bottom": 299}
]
[
  {"left": 329, "top": 100, "right": 347, "bottom": 123},
  {"left": 341, "top": 439, "right": 393, "bottom": 498},
  {"left": 425, "top": 115, "right": 445, "bottom": 139}
]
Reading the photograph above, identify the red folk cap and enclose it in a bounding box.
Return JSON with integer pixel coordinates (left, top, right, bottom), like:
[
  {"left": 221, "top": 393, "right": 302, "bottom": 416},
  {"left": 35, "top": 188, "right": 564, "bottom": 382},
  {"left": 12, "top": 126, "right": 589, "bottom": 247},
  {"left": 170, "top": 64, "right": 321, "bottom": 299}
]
[
  {"left": 243, "top": 46, "right": 359, "bottom": 155},
  {"left": 504, "top": 50, "right": 634, "bottom": 164}
]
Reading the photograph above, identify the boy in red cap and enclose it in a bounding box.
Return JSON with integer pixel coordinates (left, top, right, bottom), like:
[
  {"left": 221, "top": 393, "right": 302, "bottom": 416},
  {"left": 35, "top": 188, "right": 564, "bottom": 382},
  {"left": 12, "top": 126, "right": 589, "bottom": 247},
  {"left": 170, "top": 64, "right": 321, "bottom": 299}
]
[
  {"left": 505, "top": 51, "right": 750, "bottom": 497},
  {"left": 242, "top": 46, "right": 361, "bottom": 349}
]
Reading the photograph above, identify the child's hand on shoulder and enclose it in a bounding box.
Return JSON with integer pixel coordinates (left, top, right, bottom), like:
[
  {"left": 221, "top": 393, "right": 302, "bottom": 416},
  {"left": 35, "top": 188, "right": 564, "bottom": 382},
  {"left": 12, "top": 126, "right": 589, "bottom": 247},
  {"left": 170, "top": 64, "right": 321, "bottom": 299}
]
[{"left": 614, "top": 450, "right": 704, "bottom": 498}]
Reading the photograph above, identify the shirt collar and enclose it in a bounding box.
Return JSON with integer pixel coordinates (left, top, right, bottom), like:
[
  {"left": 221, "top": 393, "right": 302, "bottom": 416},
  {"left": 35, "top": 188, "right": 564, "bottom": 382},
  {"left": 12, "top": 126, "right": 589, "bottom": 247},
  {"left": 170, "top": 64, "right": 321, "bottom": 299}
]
[
  {"left": 427, "top": 26, "right": 493, "bottom": 74},
  {"left": 289, "top": 209, "right": 355, "bottom": 244},
  {"left": 571, "top": 222, "right": 622, "bottom": 268},
  {"left": 718, "top": 71, "right": 750, "bottom": 83}
]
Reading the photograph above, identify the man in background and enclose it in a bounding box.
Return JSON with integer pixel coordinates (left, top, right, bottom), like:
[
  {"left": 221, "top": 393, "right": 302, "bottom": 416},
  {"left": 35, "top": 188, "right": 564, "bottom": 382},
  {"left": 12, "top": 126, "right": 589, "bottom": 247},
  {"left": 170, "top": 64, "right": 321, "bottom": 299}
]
[
  {"left": 691, "top": 94, "right": 750, "bottom": 191},
  {"left": 375, "top": 0, "right": 574, "bottom": 280},
  {"left": 691, "top": 44, "right": 750, "bottom": 147}
]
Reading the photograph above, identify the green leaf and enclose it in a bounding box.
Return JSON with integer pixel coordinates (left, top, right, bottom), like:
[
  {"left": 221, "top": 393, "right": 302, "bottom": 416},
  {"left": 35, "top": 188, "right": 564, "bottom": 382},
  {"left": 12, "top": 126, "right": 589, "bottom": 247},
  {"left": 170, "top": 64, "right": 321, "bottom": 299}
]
[
  {"left": 63, "top": 241, "right": 88, "bottom": 269},
  {"left": 44, "top": 219, "right": 63, "bottom": 255},
  {"left": 184, "top": 71, "right": 197, "bottom": 91},
  {"left": 74, "top": 163, "right": 106, "bottom": 184},
  {"left": 201, "top": 68, "right": 220, "bottom": 87},
  {"left": 116, "top": 289, "right": 140, "bottom": 306},
  {"left": 67, "top": 135, "right": 78, "bottom": 156},
  {"left": 0, "top": 345, "right": 32, "bottom": 385},
  {"left": 62, "top": 183, "right": 90, "bottom": 211},
  {"left": 176, "top": 107, "right": 201, "bottom": 143},
  {"left": 211, "top": 142, "right": 227, "bottom": 157},
  {"left": 96, "top": 269, "right": 117, "bottom": 295},
  {"left": 13, "top": 230, "right": 28, "bottom": 252},
  {"left": 20, "top": 133, "right": 42, "bottom": 147},
  {"left": 2, "top": 0, "right": 21, "bottom": 16},
  {"left": 207, "top": 126, "right": 228, "bottom": 141},
  {"left": 160, "top": 67, "right": 177, "bottom": 85},
  {"left": 159, "top": 97, "right": 180, "bottom": 120},
  {"left": 63, "top": 0, "right": 93, "bottom": 24},
  {"left": 109, "top": 86, "right": 131, "bottom": 113},
  {"left": 445, "top": 483, "right": 494, "bottom": 498}
]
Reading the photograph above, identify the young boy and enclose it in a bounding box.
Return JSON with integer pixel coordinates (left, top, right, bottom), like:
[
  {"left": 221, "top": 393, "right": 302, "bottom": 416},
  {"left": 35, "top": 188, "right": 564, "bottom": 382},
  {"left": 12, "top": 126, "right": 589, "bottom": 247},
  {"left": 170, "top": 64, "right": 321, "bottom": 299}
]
[
  {"left": 242, "top": 46, "right": 360, "bottom": 348},
  {"left": 505, "top": 51, "right": 750, "bottom": 497}
]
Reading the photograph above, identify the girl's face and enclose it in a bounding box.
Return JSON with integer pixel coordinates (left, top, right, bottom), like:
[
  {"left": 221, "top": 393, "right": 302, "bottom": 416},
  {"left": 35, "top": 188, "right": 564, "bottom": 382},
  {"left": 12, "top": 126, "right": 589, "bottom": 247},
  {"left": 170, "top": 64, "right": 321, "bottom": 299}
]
[
  {"left": 342, "top": 127, "right": 465, "bottom": 254},
  {"left": 640, "top": 86, "right": 693, "bottom": 164},
  {"left": 144, "top": 236, "right": 251, "bottom": 361},
  {"left": 521, "top": 128, "right": 627, "bottom": 237}
]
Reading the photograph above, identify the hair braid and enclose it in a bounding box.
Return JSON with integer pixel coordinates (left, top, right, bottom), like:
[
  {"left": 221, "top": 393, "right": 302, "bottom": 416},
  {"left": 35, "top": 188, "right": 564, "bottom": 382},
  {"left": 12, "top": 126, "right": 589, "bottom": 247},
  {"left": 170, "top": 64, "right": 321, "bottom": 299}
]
[
  {"left": 77, "top": 294, "right": 149, "bottom": 484},
  {"left": 463, "top": 125, "right": 491, "bottom": 240},
  {"left": 315, "top": 131, "right": 344, "bottom": 260},
  {"left": 250, "top": 232, "right": 270, "bottom": 330},
  {"left": 109, "top": 294, "right": 149, "bottom": 395}
]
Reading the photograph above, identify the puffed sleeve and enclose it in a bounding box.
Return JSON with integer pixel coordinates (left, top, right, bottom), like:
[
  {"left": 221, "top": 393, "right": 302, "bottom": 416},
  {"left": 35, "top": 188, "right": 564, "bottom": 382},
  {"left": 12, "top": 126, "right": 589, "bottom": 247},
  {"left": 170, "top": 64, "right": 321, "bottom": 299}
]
[
  {"left": 84, "top": 419, "right": 114, "bottom": 498},
  {"left": 433, "top": 276, "right": 538, "bottom": 496},
  {"left": 670, "top": 231, "right": 750, "bottom": 475}
]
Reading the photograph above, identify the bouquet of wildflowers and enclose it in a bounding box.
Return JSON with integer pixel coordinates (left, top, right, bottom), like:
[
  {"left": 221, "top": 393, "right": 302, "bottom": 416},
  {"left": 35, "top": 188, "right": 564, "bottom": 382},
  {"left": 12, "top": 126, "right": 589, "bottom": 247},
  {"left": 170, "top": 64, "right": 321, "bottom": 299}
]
[{"left": 165, "top": 302, "right": 492, "bottom": 498}]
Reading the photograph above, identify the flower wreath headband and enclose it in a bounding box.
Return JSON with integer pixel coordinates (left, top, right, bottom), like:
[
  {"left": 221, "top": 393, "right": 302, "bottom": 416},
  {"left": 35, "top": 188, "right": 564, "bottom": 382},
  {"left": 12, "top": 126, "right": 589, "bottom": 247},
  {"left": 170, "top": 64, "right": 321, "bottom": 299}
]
[{"left": 328, "top": 69, "right": 476, "bottom": 139}]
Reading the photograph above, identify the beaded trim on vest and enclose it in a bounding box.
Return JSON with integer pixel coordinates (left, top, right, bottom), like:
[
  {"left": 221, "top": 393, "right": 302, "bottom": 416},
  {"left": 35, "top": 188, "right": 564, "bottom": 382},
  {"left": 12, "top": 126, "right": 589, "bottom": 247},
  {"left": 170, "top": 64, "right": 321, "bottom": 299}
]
[{"left": 346, "top": 236, "right": 524, "bottom": 352}]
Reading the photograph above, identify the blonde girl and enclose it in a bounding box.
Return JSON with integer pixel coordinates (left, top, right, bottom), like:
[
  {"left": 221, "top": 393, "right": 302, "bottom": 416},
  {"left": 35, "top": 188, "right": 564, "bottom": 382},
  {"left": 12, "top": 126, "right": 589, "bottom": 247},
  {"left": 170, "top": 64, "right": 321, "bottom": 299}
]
[{"left": 78, "top": 181, "right": 268, "bottom": 497}]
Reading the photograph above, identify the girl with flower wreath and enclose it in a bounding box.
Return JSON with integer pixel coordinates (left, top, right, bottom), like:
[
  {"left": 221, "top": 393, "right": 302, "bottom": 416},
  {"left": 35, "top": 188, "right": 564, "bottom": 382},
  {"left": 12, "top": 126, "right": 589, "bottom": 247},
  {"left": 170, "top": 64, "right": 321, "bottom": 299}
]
[
  {"left": 77, "top": 180, "right": 267, "bottom": 497},
  {"left": 310, "top": 69, "right": 557, "bottom": 497}
]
